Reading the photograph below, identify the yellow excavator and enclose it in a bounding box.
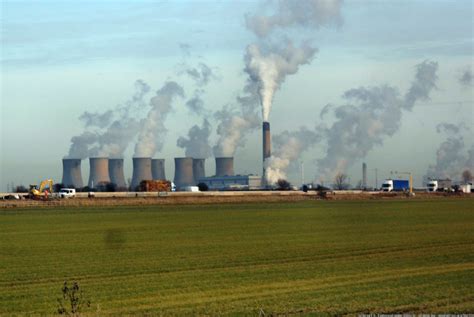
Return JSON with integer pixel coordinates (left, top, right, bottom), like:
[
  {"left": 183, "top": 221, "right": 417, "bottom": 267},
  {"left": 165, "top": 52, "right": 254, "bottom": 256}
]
[{"left": 29, "top": 179, "right": 54, "bottom": 200}]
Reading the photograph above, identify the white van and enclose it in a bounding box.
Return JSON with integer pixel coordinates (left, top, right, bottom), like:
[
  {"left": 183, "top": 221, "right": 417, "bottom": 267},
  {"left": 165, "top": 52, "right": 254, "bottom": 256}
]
[{"left": 59, "top": 188, "right": 76, "bottom": 198}]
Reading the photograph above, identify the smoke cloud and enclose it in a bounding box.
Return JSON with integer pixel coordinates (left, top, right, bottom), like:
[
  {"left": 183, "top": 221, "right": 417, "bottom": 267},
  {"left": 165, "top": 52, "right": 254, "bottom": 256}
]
[
  {"left": 213, "top": 84, "right": 261, "bottom": 157},
  {"left": 316, "top": 60, "right": 439, "bottom": 182},
  {"left": 245, "top": 0, "right": 343, "bottom": 122},
  {"left": 214, "top": 0, "right": 342, "bottom": 158},
  {"left": 245, "top": 40, "right": 317, "bottom": 121},
  {"left": 424, "top": 122, "right": 473, "bottom": 181},
  {"left": 134, "top": 81, "right": 185, "bottom": 157},
  {"left": 66, "top": 80, "right": 150, "bottom": 159},
  {"left": 245, "top": 0, "right": 343, "bottom": 38},
  {"left": 265, "top": 127, "right": 322, "bottom": 184},
  {"left": 177, "top": 119, "right": 212, "bottom": 158}
]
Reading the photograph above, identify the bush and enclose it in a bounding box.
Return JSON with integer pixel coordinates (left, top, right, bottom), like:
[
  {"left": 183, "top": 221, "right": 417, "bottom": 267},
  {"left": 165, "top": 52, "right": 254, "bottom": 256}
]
[
  {"left": 277, "top": 179, "right": 291, "bottom": 191},
  {"left": 197, "top": 182, "right": 209, "bottom": 191},
  {"left": 15, "top": 185, "right": 28, "bottom": 193},
  {"left": 57, "top": 281, "right": 90, "bottom": 316}
]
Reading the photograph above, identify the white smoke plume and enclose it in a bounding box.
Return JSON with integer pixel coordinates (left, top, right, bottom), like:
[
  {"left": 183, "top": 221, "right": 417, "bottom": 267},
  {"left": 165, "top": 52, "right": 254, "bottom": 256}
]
[
  {"left": 245, "top": 40, "right": 317, "bottom": 121},
  {"left": 245, "top": 0, "right": 343, "bottom": 38},
  {"left": 265, "top": 127, "right": 322, "bottom": 184},
  {"left": 213, "top": 84, "right": 261, "bottom": 157},
  {"left": 245, "top": 0, "right": 343, "bottom": 121},
  {"left": 66, "top": 80, "right": 150, "bottom": 159},
  {"left": 424, "top": 123, "right": 473, "bottom": 181},
  {"left": 177, "top": 119, "right": 212, "bottom": 158},
  {"left": 214, "top": 0, "right": 342, "bottom": 158},
  {"left": 316, "top": 60, "right": 439, "bottom": 181},
  {"left": 134, "top": 81, "right": 185, "bottom": 157}
]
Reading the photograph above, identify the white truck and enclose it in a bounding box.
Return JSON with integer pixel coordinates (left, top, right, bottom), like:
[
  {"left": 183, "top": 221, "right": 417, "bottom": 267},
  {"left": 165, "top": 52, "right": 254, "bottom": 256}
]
[
  {"left": 59, "top": 188, "right": 76, "bottom": 198},
  {"left": 427, "top": 179, "right": 452, "bottom": 192}
]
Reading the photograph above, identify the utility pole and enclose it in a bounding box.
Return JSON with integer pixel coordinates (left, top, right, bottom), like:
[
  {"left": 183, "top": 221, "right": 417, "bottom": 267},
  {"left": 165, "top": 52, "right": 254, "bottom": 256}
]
[{"left": 373, "top": 168, "right": 378, "bottom": 189}]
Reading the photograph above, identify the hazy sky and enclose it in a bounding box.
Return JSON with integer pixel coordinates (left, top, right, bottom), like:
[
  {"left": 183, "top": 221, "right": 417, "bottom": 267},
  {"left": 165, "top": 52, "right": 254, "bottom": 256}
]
[{"left": 1, "top": 0, "right": 473, "bottom": 191}]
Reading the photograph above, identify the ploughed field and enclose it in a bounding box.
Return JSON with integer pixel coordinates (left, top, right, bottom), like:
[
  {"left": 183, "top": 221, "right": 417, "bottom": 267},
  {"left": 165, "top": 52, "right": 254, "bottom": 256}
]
[{"left": 1, "top": 199, "right": 473, "bottom": 315}]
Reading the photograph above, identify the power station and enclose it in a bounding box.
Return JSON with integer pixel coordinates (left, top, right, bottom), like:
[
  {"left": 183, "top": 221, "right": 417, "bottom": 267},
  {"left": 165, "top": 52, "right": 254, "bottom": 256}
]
[{"left": 61, "top": 119, "right": 271, "bottom": 190}]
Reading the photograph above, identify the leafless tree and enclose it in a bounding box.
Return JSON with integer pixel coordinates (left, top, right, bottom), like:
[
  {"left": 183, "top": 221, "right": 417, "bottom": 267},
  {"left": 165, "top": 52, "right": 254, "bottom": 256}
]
[
  {"left": 333, "top": 173, "right": 349, "bottom": 190},
  {"left": 462, "top": 170, "right": 472, "bottom": 183}
]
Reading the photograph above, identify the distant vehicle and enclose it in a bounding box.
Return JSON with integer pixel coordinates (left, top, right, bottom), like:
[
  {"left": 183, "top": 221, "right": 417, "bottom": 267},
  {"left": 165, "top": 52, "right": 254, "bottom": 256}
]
[
  {"left": 382, "top": 179, "right": 409, "bottom": 192},
  {"left": 427, "top": 179, "right": 452, "bottom": 192},
  {"left": 459, "top": 183, "right": 472, "bottom": 193},
  {"left": 181, "top": 186, "right": 199, "bottom": 192},
  {"left": 59, "top": 188, "right": 76, "bottom": 198},
  {"left": 29, "top": 179, "right": 54, "bottom": 199}
]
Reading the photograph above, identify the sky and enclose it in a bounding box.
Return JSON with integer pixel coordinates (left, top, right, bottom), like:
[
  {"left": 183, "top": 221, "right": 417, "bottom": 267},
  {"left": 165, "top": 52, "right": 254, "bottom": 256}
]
[{"left": 1, "top": 0, "right": 473, "bottom": 191}]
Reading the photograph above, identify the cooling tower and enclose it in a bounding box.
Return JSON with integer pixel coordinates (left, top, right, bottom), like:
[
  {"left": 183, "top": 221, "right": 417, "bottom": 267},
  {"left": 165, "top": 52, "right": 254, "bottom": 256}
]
[
  {"left": 151, "top": 159, "right": 166, "bottom": 180},
  {"left": 362, "top": 162, "right": 367, "bottom": 189},
  {"left": 109, "top": 158, "right": 127, "bottom": 189},
  {"left": 131, "top": 157, "right": 152, "bottom": 190},
  {"left": 192, "top": 158, "right": 206, "bottom": 184},
  {"left": 174, "top": 157, "right": 194, "bottom": 188},
  {"left": 62, "top": 158, "right": 84, "bottom": 188},
  {"left": 215, "top": 157, "right": 234, "bottom": 177},
  {"left": 88, "top": 157, "right": 111, "bottom": 189}
]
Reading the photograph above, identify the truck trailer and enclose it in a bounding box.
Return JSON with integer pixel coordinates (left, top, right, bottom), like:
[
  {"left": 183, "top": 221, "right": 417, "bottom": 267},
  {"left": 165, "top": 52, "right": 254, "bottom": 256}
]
[
  {"left": 427, "top": 179, "right": 452, "bottom": 192},
  {"left": 382, "top": 179, "right": 409, "bottom": 192}
]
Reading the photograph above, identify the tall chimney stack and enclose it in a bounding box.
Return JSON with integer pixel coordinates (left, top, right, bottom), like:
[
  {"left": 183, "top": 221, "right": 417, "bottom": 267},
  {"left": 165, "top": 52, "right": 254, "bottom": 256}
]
[
  {"left": 108, "top": 158, "right": 127, "bottom": 189},
  {"left": 192, "top": 158, "right": 206, "bottom": 184},
  {"left": 362, "top": 162, "right": 367, "bottom": 189},
  {"left": 174, "top": 157, "right": 194, "bottom": 189},
  {"left": 88, "top": 157, "right": 111, "bottom": 189},
  {"left": 131, "top": 157, "right": 152, "bottom": 190},
  {"left": 215, "top": 157, "right": 234, "bottom": 177},
  {"left": 151, "top": 159, "right": 166, "bottom": 180},
  {"left": 62, "top": 158, "right": 84, "bottom": 188},
  {"left": 262, "top": 121, "right": 271, "bottom": 182}
]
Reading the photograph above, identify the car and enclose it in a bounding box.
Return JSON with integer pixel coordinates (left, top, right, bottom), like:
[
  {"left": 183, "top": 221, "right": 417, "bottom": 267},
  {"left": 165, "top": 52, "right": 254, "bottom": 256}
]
[{"left": 59, "top": 188, "right": 76, "bottom": 198}]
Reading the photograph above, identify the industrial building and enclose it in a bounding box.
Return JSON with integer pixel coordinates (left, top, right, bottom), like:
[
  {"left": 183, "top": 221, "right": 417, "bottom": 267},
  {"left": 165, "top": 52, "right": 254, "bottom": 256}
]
[{"left": 197, "top": 175, "right": 262, "bottom": 190}]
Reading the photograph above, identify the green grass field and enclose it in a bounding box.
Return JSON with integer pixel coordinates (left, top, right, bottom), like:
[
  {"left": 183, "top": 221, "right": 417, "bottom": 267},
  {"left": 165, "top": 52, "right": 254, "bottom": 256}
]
[{"left": 1, "top": 199, "right": 473, "bottom": 315}]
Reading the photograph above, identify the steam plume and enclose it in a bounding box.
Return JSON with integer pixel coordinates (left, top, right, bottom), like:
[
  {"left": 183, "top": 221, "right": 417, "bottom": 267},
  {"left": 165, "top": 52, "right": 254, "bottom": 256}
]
[
  {"left": 265, "top": 127, "right": 321, "bottom": 184},
  {"left": 316, "top": 60, "right": 439, "bottom": 181},
  {"left": 424, "top": 122, "right": 473, "bottom": 181},
  {"left": 177, "top": 119, "right": 212, "bottom": 158},
  {"left": 245, "top": 40, "right": 317, "bottom": 121},
  {"left": 66, "top": 80, "right": 150, "bottom": 159},
  {"left": 246, "top": 0, "right": 343, "bottom": 38},
  {"left": 134, "top": 81, "right": 184, "bottom": 157},
  {"left": 214, "top": 0, "right": 342, "bottom": 157}
]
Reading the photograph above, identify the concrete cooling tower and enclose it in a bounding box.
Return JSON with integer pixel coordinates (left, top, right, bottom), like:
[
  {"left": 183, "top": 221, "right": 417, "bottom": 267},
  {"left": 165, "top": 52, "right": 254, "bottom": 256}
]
[
  {"left": 108, "top": 158, "right": 127, "bottom": 189},
  {"left": 174, "top": 157, "right": 194, "bottom": 188},
  {"left": 151, "top": 159, "right": 166, "bottom": 180},
  {"left": 62, "top": 158, "right": 84, "bottom": 188},
  {"left": 215, "top": 157, "right": 234, "bottom": 177},
  {"left": 131, "top": 157, "right": 152, "bottom": 190},
  {"left": 192, "top": 158, "right": 206, "bottom": 184},
  {"left": 88, "top": 157, "right": 111, "bottom": 188}
]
